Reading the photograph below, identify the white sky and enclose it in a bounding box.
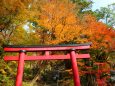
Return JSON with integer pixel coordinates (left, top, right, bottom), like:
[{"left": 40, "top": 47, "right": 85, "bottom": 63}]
[{"left": 92, "top": 0, "right": 115, "bottom": 11}]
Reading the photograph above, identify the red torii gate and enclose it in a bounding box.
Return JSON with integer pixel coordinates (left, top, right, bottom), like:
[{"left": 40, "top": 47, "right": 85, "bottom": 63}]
[{"left": 4, "top": 43, "right": 91, "bottom": 86}]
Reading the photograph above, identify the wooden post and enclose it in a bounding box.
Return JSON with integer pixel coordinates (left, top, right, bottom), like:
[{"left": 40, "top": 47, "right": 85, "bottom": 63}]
[
  {"left": 16, "top": 50, "right": 26, "bottom": 86},
  {"left": 70, "top": 49, "right": 81, "bottom": 86}
]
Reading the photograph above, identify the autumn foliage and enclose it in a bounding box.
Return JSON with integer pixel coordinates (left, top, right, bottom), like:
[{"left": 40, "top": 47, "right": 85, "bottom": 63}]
[
  {"left": 80, "top": 14, "right": 115, "bottom": 50},
  {"left": 37, "top": 1, "right": 82, "bottom": 44},
  {"left": 0, "top": 0, "right": 115, "bottom": 85}
]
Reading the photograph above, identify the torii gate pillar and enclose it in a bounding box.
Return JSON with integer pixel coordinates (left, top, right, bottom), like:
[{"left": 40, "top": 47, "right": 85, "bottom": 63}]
[{"left": 70, "top": 49, "right": 81, "bottom": 86}]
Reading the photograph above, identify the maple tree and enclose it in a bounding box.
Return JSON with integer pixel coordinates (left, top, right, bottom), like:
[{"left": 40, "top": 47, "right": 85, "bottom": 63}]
[
  {"left": 9, "top": 25, "right": 39, "bottom": 45},
  {"left": 80, "top": 14, "right": 115, "bottom": 50},
  {"left": 37, "top": 0, "right": 85, "bottom": 44},
  {"left": 0, "top": 0, "right": 39, "bottom": 45}
]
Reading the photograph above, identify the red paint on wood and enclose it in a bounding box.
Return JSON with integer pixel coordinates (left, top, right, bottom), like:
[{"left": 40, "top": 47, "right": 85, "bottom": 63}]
[
  {"left": 4, "top": 54, "right": 90, "bottom": 61},
  {"left": 4, "top": 44, "right": 91, "bottom": 86},
  {"left": 4, "top": 46, "right": 90, "bottom": 52},
  {"left": 45, "top": 51, "right": 50, "bottom": 55},
  {"left": 16, "top": 51, "right": 25, "bottom": 86},
  {"left": 70, "top": 50, "right": 81, "bottom": 86}
]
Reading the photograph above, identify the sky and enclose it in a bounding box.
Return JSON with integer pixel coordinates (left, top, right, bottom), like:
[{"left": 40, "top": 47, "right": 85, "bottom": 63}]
[{"left": 92, "top": 0, "right": 115, "bottom": 11}]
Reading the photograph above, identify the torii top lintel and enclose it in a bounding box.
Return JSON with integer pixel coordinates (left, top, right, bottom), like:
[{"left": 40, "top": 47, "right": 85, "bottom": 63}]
[{"left": 4, "top": 42, "right": 92, "bottom": 52}]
